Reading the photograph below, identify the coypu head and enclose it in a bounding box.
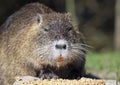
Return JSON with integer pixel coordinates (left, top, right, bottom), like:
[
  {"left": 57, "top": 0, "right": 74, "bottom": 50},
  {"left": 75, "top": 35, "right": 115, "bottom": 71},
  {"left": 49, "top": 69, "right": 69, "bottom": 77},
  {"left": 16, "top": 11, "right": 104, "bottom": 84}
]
[{"left": 32, "top": 13, "right": 86, "bottom": 68}]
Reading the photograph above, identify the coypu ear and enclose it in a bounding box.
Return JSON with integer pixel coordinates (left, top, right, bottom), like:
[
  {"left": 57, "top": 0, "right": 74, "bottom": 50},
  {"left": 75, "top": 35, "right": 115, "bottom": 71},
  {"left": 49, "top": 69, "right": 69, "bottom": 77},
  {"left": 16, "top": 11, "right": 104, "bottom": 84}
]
[
  {"left": 65, "top": 12, "right": 72, "bottom": 20},
  {"left": 35, "top": 13, "right": 43, "bottom": 25}
]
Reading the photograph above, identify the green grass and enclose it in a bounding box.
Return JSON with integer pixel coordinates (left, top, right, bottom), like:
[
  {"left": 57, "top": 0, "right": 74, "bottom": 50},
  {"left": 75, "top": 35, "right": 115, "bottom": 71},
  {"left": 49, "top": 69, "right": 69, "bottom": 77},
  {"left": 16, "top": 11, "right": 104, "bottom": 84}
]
[{"left": 86, "top": 51, "right": 120, "bottom": 81}]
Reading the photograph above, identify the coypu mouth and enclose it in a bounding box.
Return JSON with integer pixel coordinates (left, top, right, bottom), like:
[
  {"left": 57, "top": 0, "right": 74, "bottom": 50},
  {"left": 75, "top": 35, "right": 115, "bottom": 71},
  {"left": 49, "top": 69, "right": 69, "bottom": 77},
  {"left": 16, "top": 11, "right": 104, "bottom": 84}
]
[{"left": 57, "top": 54, "right": 64, "bottom": 62}]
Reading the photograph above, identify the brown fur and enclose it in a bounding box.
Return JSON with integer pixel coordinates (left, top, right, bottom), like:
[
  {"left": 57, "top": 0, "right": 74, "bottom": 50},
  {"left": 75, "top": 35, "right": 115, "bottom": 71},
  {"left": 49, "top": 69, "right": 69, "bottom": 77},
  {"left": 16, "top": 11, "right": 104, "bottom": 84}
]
[{"left": 0, "top": 2, "right": 86, "bottom": 85}]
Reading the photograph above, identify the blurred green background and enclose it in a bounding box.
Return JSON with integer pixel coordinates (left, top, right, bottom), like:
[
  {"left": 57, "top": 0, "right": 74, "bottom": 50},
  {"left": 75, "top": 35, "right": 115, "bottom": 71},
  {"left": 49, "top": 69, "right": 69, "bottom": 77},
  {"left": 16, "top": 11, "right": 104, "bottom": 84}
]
[
  {"left": 0, "top": 0, "right": 119, "bottom": 81},
  {"left": 86, "top": 51, "right": 120, "bottom": 81}
]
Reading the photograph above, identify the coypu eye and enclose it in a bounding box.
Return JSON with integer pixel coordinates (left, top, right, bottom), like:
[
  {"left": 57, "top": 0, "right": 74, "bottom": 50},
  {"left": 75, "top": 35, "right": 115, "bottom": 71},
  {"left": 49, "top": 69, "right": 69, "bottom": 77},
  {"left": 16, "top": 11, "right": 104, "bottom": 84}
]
[
  {"left": 68, "top": 27, "right": 72, "bottom": 32},
  {"left": 44, "top": 28, "right": 49, "bottom": 32}
]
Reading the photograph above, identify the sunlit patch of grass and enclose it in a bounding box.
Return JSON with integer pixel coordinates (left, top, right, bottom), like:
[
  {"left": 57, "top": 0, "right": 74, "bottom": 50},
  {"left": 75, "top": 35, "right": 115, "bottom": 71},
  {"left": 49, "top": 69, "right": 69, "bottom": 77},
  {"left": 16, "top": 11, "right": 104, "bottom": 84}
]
[{"left": 86, "top": 51, "right": 120, "bottom": 81}]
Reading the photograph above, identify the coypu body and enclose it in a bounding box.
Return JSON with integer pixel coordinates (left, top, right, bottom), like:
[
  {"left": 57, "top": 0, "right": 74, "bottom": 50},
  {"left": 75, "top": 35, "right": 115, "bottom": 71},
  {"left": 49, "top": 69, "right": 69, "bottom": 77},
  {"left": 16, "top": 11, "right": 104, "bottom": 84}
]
[{"left": 0, "top": 2, "right": 86, "bottom": 85}]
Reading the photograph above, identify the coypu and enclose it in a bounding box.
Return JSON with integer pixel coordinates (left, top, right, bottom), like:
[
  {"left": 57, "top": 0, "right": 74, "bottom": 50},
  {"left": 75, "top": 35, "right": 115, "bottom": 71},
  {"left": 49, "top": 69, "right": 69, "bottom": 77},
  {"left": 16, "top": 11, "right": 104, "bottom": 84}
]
[{"left": 0, "top": 2, "right": 86, "bottom": 85}]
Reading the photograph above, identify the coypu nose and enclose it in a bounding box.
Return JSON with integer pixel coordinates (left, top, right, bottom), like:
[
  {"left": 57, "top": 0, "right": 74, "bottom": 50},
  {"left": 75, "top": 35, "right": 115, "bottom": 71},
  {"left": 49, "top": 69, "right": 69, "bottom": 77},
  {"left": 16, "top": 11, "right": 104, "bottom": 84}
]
[
  {"left": 53, "top": 40, "right": 68, "bottom": 58},
  {"left": 54, "top": 39, "right": 68, "bottom": 50},
  {"left": 55, "top": 44, "right": 67, "bottom": 50}
]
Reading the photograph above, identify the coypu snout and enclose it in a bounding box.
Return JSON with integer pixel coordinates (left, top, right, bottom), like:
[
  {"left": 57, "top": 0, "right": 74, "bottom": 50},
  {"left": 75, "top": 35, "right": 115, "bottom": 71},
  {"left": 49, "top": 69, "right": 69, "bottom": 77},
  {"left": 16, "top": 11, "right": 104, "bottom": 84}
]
[{"left": 52, "top": 39, "right": 68, "bottom": 62}]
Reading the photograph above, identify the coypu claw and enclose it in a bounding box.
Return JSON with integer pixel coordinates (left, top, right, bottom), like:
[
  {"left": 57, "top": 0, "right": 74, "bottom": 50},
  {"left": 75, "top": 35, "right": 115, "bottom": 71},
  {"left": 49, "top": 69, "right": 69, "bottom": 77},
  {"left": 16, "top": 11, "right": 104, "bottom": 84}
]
[{"left": 38, "top": 69, "right": 59, "bottom": 79}]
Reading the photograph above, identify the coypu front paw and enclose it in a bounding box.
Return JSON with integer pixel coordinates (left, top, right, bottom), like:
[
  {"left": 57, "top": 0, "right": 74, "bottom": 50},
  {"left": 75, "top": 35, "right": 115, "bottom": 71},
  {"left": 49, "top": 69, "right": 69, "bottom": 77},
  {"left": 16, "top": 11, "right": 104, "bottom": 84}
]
[{"left": 38, "top": 69, "right": 59, "bottom": 79}]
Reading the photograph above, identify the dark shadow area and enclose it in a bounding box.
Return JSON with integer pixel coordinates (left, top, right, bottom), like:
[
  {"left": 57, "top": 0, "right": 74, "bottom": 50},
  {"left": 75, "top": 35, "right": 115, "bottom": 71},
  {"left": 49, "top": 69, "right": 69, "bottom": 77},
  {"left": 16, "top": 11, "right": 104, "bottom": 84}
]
[{"left": 84, "top": 73, "right": 100, "bottom": 79}]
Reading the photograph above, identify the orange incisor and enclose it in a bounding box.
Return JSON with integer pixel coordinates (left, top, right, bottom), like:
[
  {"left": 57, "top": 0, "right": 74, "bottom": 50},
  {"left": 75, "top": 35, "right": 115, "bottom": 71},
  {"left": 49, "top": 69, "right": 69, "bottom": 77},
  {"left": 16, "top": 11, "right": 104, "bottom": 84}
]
[{"left": 57, "top": 54, "right": 64, "bottom": 62}]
